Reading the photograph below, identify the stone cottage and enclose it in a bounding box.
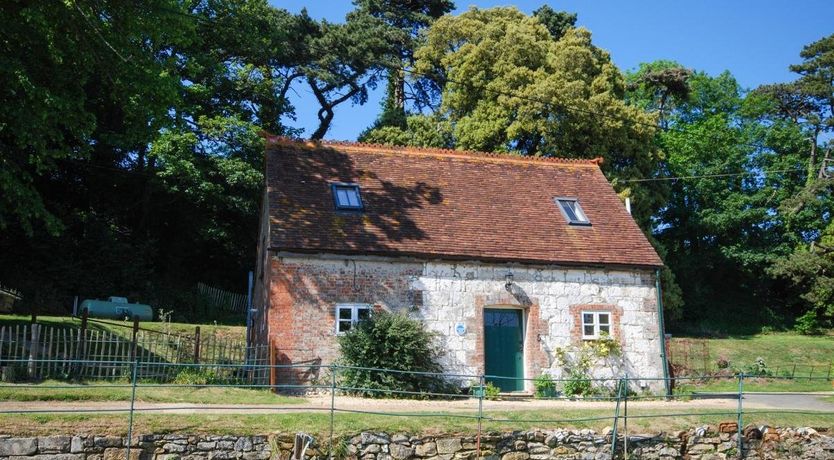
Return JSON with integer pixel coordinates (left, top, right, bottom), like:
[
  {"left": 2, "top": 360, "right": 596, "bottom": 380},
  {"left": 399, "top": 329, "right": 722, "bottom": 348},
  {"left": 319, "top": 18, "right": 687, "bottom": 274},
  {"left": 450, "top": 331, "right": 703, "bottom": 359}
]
[{"left": 252, "top": 137, "right": 668, "bottom": 393}]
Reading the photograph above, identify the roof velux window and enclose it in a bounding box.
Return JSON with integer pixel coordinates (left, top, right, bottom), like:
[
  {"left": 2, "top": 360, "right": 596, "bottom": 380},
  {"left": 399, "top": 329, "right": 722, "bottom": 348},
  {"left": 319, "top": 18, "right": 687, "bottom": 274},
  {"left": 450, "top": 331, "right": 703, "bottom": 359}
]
[
  {"left": 332, "top": 183, "right": 363, "bottom": 211},
  {"left": 556, "top": 198, "right": 590, "bottom": 225}
]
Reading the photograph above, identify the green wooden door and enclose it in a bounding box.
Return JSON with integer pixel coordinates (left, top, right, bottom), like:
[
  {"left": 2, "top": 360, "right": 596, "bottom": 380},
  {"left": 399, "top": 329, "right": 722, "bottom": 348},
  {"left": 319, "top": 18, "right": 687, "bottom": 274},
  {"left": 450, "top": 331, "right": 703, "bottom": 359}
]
[{"left": 484, "top": 308, "right": 524, "bottom": 392}]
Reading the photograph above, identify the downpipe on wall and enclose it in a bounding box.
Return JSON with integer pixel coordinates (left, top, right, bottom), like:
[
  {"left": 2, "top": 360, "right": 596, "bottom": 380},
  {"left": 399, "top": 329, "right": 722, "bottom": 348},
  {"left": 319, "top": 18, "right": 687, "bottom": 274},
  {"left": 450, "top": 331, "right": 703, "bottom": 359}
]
[{"left": 656, "top": 268, "right": 671, "bottom": 397}]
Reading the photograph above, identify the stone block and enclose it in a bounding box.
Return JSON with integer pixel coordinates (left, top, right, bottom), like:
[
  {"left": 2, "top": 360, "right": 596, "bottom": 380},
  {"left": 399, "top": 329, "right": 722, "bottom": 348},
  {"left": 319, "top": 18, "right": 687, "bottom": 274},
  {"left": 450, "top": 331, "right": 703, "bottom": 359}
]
[
  {"left": 436, "top": 439, "right": 462, "bottom": 455},
  {"left": 27, "top": 455, "right": 79, "bottom": 460},
  {"left": 196, "top": 442, "right": 216, "bottom": 451},
  {"left": 763, "top": 432, "right": 780, "bottom": 442},
  {"left": 699, "top": 454, "right": 727, "bottom": 460},
  {"left": 658, "top": 447, "right": 678, "bottom": 457},
  {"left": 0, "top": 438, "right": 38, "bottom": 456},
  {"left": 103, "top": 448, "right": 143, "bottom": 460},
  {"left": 208, "top": 452, "right": 237, "bottom": 460},
  {"left": 743, "top": 426, "right": 762, "bottom": 440},
  {"left": 551, "top": 446, "right": 575, "bottom": 456},
  {"left": 234, "top": 438, "right": 253, "bottom": 452},
  {"left": 499, "top": 452, "right": 528, "bottom": 460},
  {"left": 363, "top": 445, "right": 381, "bottom": 454},
  {"left": 39, "top": 436, "right": 72, "bottom": 453},
  {"left": 415, "top": 442, "right": 437, "bottom": 457},
  {"left": 241, "top": 451, "right": 271, "bottom": 460},
  {"left": 216, "top": 442, "right": 235, "bottom": 451},
  {"left": 71, "top": 437, "right": 85, "bottom": 454},
  {"left": 390, "top": 444, "right": 414, "bottom": 460},
  {"left": 686, "top": 443, "right": 715, "bottom": 454},
  {"left": 162, "top": 444, "right": 187, "bottom": 454},
  {"left": 391, "top": 434, "right": 409, "bottom": 443},
  {"left": 717, "top": 422, "right": 737, "bottom": 434},
  {"left": 361, "top": 434, "right": 390, "bottom": 445},
  {"left": 94, "top": 438, "right": 123, "bottom": 449}
]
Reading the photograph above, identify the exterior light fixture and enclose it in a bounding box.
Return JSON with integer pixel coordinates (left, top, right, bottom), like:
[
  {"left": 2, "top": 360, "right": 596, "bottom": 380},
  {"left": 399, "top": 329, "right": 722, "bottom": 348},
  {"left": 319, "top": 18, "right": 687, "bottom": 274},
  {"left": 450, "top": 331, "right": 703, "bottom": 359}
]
[{"left": 505, "top": 272, "right": 514, "bottom": 289}]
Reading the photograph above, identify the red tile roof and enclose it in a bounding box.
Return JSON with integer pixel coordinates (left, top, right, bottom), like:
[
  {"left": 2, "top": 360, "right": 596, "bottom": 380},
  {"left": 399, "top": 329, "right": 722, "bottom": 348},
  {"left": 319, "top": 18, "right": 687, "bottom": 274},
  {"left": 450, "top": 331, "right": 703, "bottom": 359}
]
[{"left": 265, "top": 138, "right": 663, "bottom": 268}]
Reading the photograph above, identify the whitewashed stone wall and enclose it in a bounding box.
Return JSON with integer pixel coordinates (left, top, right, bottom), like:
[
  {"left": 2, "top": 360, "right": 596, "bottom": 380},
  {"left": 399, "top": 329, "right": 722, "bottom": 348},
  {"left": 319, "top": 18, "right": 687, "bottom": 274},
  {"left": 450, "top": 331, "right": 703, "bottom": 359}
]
[{"left": 275, "top": 254, "right": 665, "bottom": 392}]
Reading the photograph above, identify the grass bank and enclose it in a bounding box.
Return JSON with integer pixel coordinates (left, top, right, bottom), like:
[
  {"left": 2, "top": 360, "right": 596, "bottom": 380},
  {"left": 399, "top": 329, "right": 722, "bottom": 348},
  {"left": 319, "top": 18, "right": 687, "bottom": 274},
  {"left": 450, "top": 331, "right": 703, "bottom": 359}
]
[
  {"left": 0, "top": 314, "right": 245, "bottom": 341},
  {"left": 675, "top": 378, "right": 834, "bottom": 394},
  {"left": 0, "top": 381, "right": 303, "bottom": 405},
  {"left": 670, "top": 332, "right": 834, "bottom": 374},
  {"left": 1, "top": 409, "right": 831, "bottom": 437}
]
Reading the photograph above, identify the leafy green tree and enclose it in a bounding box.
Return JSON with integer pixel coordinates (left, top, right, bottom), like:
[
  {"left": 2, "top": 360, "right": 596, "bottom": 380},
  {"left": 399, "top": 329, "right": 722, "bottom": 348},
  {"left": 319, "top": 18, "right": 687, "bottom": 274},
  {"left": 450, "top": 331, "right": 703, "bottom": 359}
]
[
  {"left": 0, "top": 0, "right": 450, "bottom": 317},
  {"left": 754, "top": 34, "right": 834, "bottom": 332},
  {"left": 0, "top": 0, "right": 190, "bottom": 235},
  {"left": 532, "top": 5, "right": 576, "bottom": 41},
  {"left": 356, "top": 0, "right": 455, "bottom": 135},
  {"left": 410, "top": 7, "right": 665, "bottom": 224},
  {"left": 627, "top": 61, "right": 813, "bottom": 332},
  {"left": 626, "top": 61, "right": 692, "bottom": 129},
  {"left": 361, "top": 114, "right": 455, "bottom": 148},
  {"left": 304, "top": 12, "right": 403, "bottom": 139}
]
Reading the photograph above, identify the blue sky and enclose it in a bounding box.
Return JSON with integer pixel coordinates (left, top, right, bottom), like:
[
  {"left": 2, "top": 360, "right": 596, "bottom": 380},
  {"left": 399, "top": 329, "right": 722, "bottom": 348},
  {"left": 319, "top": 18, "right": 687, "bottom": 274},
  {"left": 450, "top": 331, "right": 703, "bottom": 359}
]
[{"left": 272, "top": 0, "right": 834, "bottom": 141}]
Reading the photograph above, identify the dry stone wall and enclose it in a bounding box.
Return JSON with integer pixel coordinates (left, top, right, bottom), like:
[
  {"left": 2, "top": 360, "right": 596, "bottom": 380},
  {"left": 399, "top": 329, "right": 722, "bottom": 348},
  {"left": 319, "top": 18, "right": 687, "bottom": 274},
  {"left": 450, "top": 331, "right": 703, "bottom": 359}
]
[{"left": 2, "top": 427, "right": 832, "bottom": 460}]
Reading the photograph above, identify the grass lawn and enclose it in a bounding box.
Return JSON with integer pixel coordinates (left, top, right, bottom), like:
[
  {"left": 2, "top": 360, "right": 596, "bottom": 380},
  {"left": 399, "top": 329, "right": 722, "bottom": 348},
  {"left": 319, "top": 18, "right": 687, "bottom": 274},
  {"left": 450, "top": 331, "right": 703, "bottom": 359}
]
[
  {"left": 670, "top": 332, "right": 834, "bottom": 374},
  {"left": 1, "top": 408, "right": 831, "bottom": 437},
  {"left": 0, "top": 314, "right": 245, "bottom": 342},
  {"left": 675, "top": 377, "right": 834, "bottom": 394},
  {"left": 0, "top": 381, "right": 303, "bottom": 405}
]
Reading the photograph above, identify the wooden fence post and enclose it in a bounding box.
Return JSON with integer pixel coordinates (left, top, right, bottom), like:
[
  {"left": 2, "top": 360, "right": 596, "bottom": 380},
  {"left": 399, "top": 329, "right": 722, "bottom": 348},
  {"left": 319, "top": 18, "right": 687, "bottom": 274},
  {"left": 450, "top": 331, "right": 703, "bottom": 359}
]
[
  {"left": 28, "top": 324, "right": 39, "bottom": 379},
  {"left": 131, "top": 317, "right": 139, "bottom": 361},
  {"left": 194, "top": 326, "right": 201, "bottom": 364},
  {"left": 75, "top": 310, "right": 89, "bottom": 377},
  {"left": 269, "top": 338, "right": 276, "bottom": 392}
]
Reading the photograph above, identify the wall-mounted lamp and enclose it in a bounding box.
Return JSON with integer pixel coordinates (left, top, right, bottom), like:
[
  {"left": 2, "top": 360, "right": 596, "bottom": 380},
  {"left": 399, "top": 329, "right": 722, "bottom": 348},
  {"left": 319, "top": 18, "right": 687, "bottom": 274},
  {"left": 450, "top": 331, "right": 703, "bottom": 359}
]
[{"left": 505, "top": 272, "right": 514, "bottom": 289}]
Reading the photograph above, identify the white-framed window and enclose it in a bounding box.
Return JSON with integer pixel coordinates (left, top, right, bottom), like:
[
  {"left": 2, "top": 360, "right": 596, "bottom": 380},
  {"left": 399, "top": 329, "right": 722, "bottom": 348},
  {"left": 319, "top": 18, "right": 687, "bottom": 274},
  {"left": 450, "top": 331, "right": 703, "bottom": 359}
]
[
  {"left": 581, "top": 311, "right": 611, "bottom": 340},
  {"left": 331, "top": 183, "right": 363, "bottom": 210},
  {"left": 555, "top": 197, "right": 590, "bottom": 225},
  {"left": 335, "top": 303, "right": 371, "bottom": 334}
]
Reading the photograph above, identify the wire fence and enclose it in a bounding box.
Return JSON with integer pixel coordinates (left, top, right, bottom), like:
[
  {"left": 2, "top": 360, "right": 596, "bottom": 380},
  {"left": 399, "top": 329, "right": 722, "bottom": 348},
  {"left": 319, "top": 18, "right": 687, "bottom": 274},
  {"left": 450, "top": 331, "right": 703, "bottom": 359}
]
[
  {"left": 0, "top": 359, "right": 832, "bottom": 459},
  {"left": 0, "top": 321, "right": 269, "bottom": 382},
  {"left": 668, "top": 337, "right": 834, "bottom": 379}
]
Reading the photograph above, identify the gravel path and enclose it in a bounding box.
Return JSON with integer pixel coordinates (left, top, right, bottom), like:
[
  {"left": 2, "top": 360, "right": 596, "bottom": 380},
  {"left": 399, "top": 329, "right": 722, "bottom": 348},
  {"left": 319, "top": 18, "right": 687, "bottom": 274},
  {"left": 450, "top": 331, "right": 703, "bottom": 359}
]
[{"left": 1, "top": 394, "right": 818, "bottom": 415}]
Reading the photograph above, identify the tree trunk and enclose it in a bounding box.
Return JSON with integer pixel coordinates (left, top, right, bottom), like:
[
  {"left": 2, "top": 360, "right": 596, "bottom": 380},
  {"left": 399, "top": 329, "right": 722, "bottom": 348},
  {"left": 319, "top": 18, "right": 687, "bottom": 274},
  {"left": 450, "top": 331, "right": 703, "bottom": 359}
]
[{"left": 808, "top": 125, "right": 820, "bottom": 184}]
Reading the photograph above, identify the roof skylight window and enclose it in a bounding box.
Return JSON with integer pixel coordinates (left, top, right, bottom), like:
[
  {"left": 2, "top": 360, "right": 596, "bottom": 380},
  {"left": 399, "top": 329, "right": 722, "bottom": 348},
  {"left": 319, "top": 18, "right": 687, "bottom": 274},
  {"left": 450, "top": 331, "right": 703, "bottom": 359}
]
[
  {"left": 332, "top": 183, "right": 363, "bottom": 210},
  {"left": 556, "top": 198, "right": 590, "bottom": 225}
]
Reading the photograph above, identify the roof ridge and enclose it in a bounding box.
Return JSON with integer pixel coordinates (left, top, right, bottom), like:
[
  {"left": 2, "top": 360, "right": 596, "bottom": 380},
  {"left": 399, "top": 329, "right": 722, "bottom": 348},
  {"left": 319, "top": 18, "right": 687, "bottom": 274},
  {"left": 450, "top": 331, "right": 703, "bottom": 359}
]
[{"left": 264, "top": 135, "right": 603, "bottom": 166}]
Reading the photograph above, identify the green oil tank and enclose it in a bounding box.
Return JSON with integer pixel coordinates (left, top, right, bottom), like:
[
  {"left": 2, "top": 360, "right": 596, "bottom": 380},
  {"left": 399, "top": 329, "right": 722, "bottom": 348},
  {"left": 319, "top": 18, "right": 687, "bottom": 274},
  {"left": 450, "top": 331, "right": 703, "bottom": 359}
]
[{"left": 80, "top": 297, "right": 153, "bottom": 321}]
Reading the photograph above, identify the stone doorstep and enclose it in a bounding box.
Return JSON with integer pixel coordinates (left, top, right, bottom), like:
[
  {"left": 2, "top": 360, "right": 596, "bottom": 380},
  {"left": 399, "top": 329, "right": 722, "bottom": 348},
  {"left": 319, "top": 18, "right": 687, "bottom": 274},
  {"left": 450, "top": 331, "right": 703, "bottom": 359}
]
[{"left": 495, "top": 392, "right": 534, "bottom": 400}]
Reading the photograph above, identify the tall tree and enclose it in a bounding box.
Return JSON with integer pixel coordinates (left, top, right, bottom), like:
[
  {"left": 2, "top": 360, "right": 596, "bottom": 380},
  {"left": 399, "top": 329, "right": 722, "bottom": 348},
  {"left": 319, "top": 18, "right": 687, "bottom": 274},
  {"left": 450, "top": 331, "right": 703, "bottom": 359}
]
[
  {"left": 626, "top": 61, "right": 692, "bottom": 129},
  {"left": 532, "top": 5, "right": 576, "bottom": 41},
  {"left": 0, "top": 0, "right": 190, "bottom": 235},
  {"left": 756, "top": 34, "right": 834, "bottom": 332},
  {"left": 304, "top": 12, "right": 403, "bottom": 139},
  {"left": 356, "top": 0, "right": 455, "bottom": 135},
  {"left": 411, "top": 7, "right": 665, "bottom": 224},
  {"left": 626, "top": 60, "right": 813, "bottom": 332}
]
